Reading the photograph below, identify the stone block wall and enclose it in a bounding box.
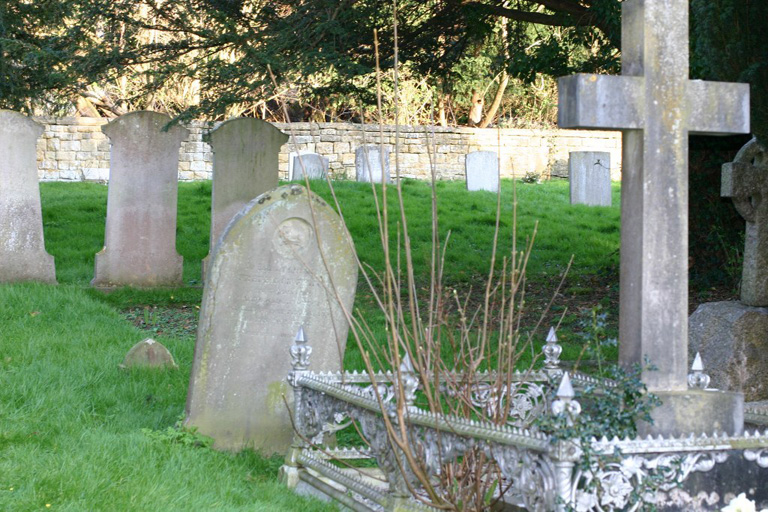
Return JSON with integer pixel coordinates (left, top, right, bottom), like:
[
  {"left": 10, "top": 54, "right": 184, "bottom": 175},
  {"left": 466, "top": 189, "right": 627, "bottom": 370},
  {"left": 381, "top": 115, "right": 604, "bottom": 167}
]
[{"left": 33, "top": 117, "right": 622, "bottom": 182}]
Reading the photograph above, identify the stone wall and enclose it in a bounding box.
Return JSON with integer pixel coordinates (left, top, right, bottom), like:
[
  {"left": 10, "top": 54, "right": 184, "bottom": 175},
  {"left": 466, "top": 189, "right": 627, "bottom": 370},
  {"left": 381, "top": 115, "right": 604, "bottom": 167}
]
[{"left": 33, "top": 117, "right": 622, "bottom": 182}]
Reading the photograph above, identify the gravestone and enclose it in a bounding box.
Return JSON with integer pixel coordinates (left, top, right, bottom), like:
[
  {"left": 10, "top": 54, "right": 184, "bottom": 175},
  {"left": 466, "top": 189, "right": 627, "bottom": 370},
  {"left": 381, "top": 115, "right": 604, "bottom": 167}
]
[
  {"left": 119, "top": 338, "right": 177, "bottom": 369},
  {"left": 290, "top": 152, "right": 328, "bottom": 181},
  {"left": 203, "top": 118, "right": 288, "bottom": 276},
  {"left": 355, "top": 145, "right": 390, "bottom": 183},
  {"left": 559, "top": 0, "right": 749, "bottom": 435},
  {"left": 568, "top": 151, "right": 611, "bottom": 206},
  {"left": 185, "top": 184, "right": 357, "bottom": 453},
  {"left": 0, "top": 110, "right": 56, "bottom": 283},
  {"left": 689, "top": 139, "right": 768, "bottom": 401},
  {"left": 92, "top": 111, "right": 188, "bottom": 288},
  {"left": 465, "top": 151, "right": 499, "bottom": 192}
]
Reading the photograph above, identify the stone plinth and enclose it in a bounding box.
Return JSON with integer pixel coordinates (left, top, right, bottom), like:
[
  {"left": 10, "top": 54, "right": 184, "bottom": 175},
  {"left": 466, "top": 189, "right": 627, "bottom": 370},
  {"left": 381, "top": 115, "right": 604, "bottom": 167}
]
[
  {"left": 689, "top": 301, "right": 768, "bottom": 401},
  {"left": 640, "top": 389, "right": 744, "bottom": 437},
  {"left": 569, "top": 151, "right": 611, "bottom": 206}
]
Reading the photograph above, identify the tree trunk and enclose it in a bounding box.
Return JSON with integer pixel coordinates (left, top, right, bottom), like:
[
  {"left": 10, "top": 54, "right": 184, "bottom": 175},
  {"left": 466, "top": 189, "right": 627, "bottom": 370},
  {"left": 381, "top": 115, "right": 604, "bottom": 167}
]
[
  {"left": 438, "top": 93, "right": 449, "bottom": 127},
  {"left": 479, "top": 72, "right": 509, "bottom": 128},
  {"left": 468, "top": 90, "right": 483, "bottom": 126}
]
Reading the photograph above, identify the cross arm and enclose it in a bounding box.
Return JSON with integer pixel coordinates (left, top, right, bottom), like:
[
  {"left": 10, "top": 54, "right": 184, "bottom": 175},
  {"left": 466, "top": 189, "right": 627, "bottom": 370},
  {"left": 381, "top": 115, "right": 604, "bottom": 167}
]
[
  {"left": 722, "top": 161, "right": 762, "bottom": 198},
  {"left": 688, "top": 81, "right": 750, "bottom": 135},
  {"left": 558, "top": 74, "right": 644, "bottom": 130}
]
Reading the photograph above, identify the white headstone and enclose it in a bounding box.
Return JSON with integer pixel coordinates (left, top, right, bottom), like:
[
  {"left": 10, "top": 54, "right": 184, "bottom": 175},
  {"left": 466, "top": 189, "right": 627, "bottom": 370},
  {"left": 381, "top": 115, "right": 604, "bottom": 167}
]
[
  {"left": 290, "top": 152, "right": 328, "bottom": 180},
  {"left": 569, "top": 151, "right": 611, "bottom": 206},
  {"left": 465, "top": 151, "right": 499, "bottom": 192},
  {"left": 355, "top": 145, "right": 390, "bottom": 183},
  {"left": 0, "top": 110, "right": 56, "bottom": 283},
  {"left": 92, "top": 111, "right": 188, "bottom": 288},
  {"left": 185, "top": 184, "right": 358, "bottom": 454}
]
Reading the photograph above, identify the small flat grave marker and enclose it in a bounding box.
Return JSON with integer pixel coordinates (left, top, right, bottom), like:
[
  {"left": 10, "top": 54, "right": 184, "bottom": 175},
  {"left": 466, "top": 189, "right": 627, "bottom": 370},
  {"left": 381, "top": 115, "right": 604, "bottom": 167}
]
[
  {"left": 465, "top": 151, "right": 499, "bottom": 192},
  {"left": 355, "top": 145, "right": 390, "bottom": 183}
]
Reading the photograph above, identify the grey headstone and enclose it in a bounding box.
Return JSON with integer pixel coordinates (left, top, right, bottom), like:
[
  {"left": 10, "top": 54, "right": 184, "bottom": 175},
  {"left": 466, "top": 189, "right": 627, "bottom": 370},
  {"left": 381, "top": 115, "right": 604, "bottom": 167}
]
[
  {"left": 204, "top": 118, "right": 288, "bottom": 276},
  {"left": 92, "top": 111, "right": 188, "bottom": 288},
  {"left": 465, "top": 151, "right": 499, "bottom": 192},
  {"left": 689, "top": 301, "right": 768, "bottom": 402},
  {"left": 120, "top": 338, "right": 177, "bottom": 369},
  {"left": 290, "top": 152, "right": 328, "bottom": 181},
  {"left": 722, "top": 138, "right": 768, "bottom": 306},
  {"left": 0, "top": 110, "right": 56, "bottom": 283},
  {"left": 568, "top": 151, "right": 611, "bottom": 206},
  {"left": 185, "top": 184, "right": 358, "bottom": 454},
  {"left": 558, "top": 0, "right": 749, "bottom": 405},
  {"left": 355, "top": 145, "right": 390, "bottom": 183}
]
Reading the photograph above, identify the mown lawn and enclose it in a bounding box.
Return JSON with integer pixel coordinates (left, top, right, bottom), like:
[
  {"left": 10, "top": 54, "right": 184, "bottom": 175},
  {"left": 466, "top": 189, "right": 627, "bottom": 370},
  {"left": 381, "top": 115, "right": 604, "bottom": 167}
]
[{"left": 0, "top": 178, "right": 621, "bottom": 510}]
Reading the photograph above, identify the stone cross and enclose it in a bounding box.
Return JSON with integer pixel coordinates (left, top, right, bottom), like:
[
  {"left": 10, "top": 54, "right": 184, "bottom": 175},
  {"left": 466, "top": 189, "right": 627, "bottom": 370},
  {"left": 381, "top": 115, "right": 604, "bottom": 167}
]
[
  {"left": 559, "top": 0, "right": 750, "bottom": 391},
  {"left": 722, "top": 138, "right": 768, "bottom": 306}
]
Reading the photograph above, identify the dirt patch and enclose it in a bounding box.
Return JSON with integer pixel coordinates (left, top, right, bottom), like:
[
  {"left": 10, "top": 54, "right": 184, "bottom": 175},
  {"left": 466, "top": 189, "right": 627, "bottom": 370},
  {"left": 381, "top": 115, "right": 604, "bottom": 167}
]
[{"left": 123, "top": 305, "right": 199, "bottom": 340}]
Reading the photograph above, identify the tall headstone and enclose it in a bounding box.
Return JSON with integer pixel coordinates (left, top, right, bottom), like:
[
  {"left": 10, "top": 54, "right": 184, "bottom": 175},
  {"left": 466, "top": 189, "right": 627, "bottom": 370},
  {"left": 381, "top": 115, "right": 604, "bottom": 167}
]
[
  {"left": 559, "top": 0, "right": 749, "bottom": 434},
  {"left": 465, "top": 151, "right": 499, "bottom": 192},
  {"left": 92, "top": 111, "right": 188, "bottom": 288},
  {"left": 186, "top": 184, "right": 357, "bottom": 454},
  {"left": 0, "top": 111, "right": 56, "bottom": 283},
  {"left": 290, "top": 152, "right": 329, "bottom": 181},
  {"left": 355, "top": 145, "right": 390, "bottom": 183},
  {"left": 689, "top": 139, "right": 768, "bottom": 401},
  {"left": 204, "top": 118, "right": 288, "bottom": 274},
  {"left": 568, "top": 151, "right": 611, "bottom": 206}
]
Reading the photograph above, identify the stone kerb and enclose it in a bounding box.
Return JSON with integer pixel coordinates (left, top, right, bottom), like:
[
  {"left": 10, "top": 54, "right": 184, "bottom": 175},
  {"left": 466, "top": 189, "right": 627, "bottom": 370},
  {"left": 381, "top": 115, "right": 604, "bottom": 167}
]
[{"left": 32, "top": 117, "right": 622, "bottom": 182}]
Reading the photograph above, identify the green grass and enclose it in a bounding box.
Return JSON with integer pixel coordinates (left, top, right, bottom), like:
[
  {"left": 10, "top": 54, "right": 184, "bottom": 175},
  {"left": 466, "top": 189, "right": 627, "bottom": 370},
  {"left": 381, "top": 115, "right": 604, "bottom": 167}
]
[{"left": 0, "top": 178, "right": 621, "bottom": 509}]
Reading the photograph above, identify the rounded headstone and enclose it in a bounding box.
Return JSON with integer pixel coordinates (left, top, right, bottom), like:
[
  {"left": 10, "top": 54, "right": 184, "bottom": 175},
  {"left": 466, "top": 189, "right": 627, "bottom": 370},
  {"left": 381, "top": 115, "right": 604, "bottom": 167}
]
[
  {"left": 185, "top": 184, "right": 357, "bottom": 453},
  {"left": 120, "top": 338, "right": 178, "bottom": 369}
]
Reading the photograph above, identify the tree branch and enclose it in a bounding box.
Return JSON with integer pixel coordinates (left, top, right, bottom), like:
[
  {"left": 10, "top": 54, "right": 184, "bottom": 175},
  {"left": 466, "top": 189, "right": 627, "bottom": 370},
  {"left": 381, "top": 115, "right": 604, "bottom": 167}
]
[{"left": 462, "top": 2, "right": 597, "bottom": 28}]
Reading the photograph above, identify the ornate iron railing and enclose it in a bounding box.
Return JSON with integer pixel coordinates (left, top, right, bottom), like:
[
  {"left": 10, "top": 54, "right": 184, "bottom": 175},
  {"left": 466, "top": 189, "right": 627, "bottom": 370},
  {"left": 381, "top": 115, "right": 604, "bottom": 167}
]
[{"left": 281, "top": 328, "right": 768, "bottom": 511}]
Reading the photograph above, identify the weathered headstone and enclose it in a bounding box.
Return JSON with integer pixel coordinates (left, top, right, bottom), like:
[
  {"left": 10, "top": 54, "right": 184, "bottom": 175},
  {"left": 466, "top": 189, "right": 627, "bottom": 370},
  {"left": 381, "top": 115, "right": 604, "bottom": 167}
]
[
  {"left": 120, "top": 338, "right": 177, "bottom": 369},
  {"left": 185, "top": 184, "right": 357, "bottom": 453},
  {"left": 355, "top": 145, "right": 390, "bottom": 183},
  {"left": 92, "top": 111, "right": 188, "bottom": 288},
  {"left": 689, "top": 139, "right": 768, "bottom": 401},
  {"left": 290, "top": 152, "right": 328, "bottom": 181},
  {"left": 203, "top": 118, "right": 288, "bottom": 275},
  {"left": 465, "top": 151, "right": 499, "bottom": 192},
  {"left": 0, "top": 110, "right": 56, "bottom": 283},
  {"left": 568, "top": 151, "right": 611, "bottom": 206},
  {"left": 559, "top": 0, "right": 749, "bottom": 434},
  {"left": 722, "top": 138, "right": 768, "bottom": 306}
]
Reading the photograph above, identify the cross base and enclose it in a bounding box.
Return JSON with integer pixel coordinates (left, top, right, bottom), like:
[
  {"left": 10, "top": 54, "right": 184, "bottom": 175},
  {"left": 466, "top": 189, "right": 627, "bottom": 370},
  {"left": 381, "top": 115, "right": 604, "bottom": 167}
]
[{"left": 639, "top": 389, "right": 744, "bottom": 437}]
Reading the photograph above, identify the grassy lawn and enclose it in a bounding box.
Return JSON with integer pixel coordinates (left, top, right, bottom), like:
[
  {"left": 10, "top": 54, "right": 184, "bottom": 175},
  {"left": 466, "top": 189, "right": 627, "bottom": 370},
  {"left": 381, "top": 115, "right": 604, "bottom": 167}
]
[{"left": 1, "top": 179, "right": 622, "bottom": 510}]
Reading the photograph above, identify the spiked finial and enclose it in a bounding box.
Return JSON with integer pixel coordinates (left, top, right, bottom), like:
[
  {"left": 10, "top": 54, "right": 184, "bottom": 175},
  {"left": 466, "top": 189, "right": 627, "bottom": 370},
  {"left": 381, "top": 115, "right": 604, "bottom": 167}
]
[
  {"left": 555, "top": 372, "right": 575, "bottom": 400},
  {"left": 551, "top": 372, "right": 581, "bottom": 422},
  {"left": 688, "top": 352, "right": 711, "bottom": 390},
  {"left": 289, "top": 326, "right": 312, "bottom": 372},
  {"left": 543, "top": 327, "right": 563, "bottom": 376},
  {"left": 546, "top": 326, "right": 557, "bottom": 343}
]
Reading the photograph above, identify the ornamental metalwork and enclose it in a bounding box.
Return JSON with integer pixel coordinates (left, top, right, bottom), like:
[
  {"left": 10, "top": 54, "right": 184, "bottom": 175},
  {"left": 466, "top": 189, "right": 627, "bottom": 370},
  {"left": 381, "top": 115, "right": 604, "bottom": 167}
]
[{"left": 282, "top": 330, "right": 768, "bottom": 511}]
